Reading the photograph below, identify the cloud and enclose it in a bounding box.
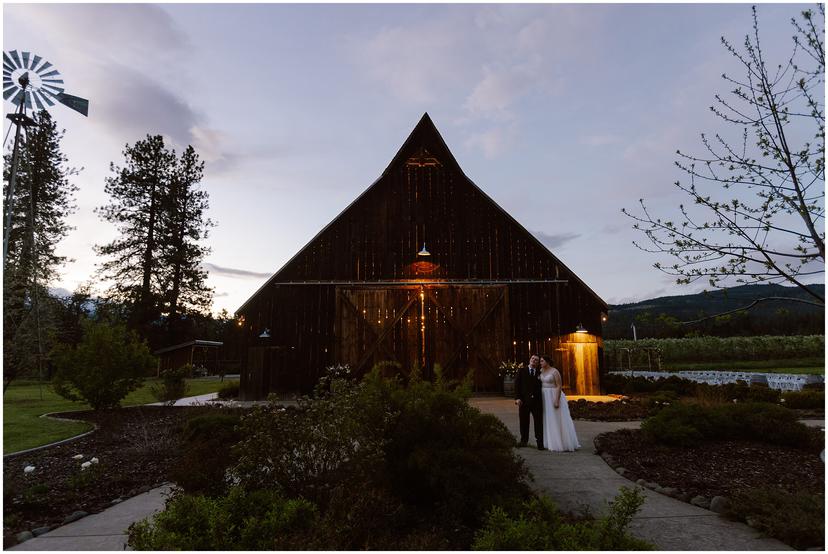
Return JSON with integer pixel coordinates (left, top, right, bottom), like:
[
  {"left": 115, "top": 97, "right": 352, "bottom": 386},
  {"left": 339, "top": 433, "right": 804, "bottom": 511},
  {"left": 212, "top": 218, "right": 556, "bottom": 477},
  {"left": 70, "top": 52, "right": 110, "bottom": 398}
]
[
  {"left": 464, "top": 124, "right": 517, "bottom": 158},
  {"left": 203, "top": 263, "right": 272, "bottom": 280},
  {"left": 533, "top": 231, "right": 581, "bottom": 251},
  {"left": 580, "top": 134, "right": 622, "bottom": 147}
]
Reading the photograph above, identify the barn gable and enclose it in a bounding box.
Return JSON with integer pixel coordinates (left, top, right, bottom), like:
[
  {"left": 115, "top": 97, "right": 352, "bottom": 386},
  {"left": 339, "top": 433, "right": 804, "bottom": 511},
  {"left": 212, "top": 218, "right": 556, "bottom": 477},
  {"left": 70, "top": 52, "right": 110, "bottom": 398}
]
[{"left": 238, "top": 113, "right": 606, "bottom": 313}]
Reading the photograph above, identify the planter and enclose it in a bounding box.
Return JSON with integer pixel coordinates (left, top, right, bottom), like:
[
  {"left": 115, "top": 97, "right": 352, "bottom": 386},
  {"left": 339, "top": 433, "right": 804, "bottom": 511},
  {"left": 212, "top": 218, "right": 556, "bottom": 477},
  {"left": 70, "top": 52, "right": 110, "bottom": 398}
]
[{"left": 503, "top": 375, "right": 516, "bottom": 397}]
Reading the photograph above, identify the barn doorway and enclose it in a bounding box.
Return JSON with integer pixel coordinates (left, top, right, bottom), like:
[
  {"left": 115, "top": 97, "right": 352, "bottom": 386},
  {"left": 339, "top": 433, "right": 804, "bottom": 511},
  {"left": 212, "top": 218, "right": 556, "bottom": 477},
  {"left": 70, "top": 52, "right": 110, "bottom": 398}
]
[{"left": 335, "top": 285, "right": 510, "bottom": 391}]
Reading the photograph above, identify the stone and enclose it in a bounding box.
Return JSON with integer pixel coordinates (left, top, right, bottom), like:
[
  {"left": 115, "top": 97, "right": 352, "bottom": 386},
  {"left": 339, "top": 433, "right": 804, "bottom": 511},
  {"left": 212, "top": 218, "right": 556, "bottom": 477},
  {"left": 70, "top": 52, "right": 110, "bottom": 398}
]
[
  {"left": 111, "top": 498, "right": 123, "bottom": 505},
  {"left": 709, "top": 496, "right": 730, "bottom": 514},
  {"left": 636, "top": 478, "right": 647, "bottom": 486},
  {"left": 137, "top": 485, "right": 151, "bottom": 494},
  {"left": 615, "top": 467, "right": 627, "bottom": 475},
  {"left": 15, "top": 531, "right": 33, "bottom": 543},
  {"left": 661, "top": 487, "right": 678, "bottom": 497},
  {"left": 62, "top": 510, "right": 88, "bottom": 524},
  {"left": 679, "top": 492, "right": 693, "bottom": 503},
  {"left": 690, "top": 495, "right": 710, "bottom": 509},
  {"left": 32, "top": 526, "right": 51, "bottom": 537},
  {"left": 745, "top": 516, "right": 758, "bottom": 528},
  {"left": 645, "top": 481, "right": 658, "bottom": 489}
]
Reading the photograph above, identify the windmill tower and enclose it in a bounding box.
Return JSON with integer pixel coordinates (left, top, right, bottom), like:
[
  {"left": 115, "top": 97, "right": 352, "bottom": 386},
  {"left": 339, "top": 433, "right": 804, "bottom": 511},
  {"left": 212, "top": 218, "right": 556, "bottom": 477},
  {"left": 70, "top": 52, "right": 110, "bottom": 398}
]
[{"left": 3, "top": 50, "right": 89, "bottom": 397}]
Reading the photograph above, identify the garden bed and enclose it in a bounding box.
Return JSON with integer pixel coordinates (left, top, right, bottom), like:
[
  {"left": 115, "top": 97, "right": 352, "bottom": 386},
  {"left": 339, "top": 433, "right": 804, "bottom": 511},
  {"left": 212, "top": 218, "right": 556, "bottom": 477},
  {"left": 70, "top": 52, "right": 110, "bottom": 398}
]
[
  {"left": 594, "top": 428, "right": 824, "bottom": 501},
  {"left": 568, "top": 397, "right": 651, "bottom": 421},
  {"left": 2, "top": 405, "right": 232, "bottom": 548}
]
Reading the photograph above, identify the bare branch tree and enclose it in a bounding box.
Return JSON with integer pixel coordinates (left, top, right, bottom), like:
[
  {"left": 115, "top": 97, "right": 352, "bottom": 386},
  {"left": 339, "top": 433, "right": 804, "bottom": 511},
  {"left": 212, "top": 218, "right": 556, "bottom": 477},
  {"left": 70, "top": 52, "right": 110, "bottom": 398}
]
[{"left": 623, "top": 5, "right": 825, "bottom": 308}]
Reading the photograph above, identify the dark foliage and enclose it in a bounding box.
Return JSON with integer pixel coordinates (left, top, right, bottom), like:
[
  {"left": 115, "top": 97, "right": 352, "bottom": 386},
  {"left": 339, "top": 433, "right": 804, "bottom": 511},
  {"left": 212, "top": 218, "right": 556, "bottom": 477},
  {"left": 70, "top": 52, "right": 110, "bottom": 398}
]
[
  {"left": 171, "top": 413, "right": 242, "bottom": 497},
  {"left": 150, "top": 366, "right": 190, "bottom": 406},
  {"left": 782, "top": 390, "right": 825, "bottom": 410},
  {"left": 641, "top": 402, "right": 820, "bottom": 450},
  {"left": 216, "top": 381, "right": 240, "bottom": 400},
  {"left": 727, "top": 487, "right": 824, "bottom": 550}
]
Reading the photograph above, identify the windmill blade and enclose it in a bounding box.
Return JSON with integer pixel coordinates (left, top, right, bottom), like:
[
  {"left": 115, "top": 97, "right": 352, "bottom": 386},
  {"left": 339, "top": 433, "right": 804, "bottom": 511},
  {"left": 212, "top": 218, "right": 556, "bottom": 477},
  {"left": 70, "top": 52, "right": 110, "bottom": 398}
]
[
  {"left": 23, "top": 91, "right": 33, "bottom": 110},
  {"left": 42, "top": 78, "right": 64, "bottom": 85},
  {"left": 3, "top": 87, "right": 16, "bottom": 101},
  {"left": 40, "top": 69, "right": 60, "bottom": 78},
  {"left": 31, "top": 90, "right": 45, "bottom": 110},
  {"left": 38, "top": 90, "right": 55, "bottom": 107},
  {"left": 21, "top": 52, "right": 30, "bottom": 69},
  {"left": 30, "top": 55, "right": 42, "bottom": 73},
  {"left": 9, "top": 50, "right": 22, "bottom": 69},
  {"left": 35, "top": 61, "right": 52, "bottom": 74},
  {"left": 3, "top": 52, "right": 14, "bottom": 69},
  {"left": 57, "top": 92, "right": 88, "bottom": 116}
]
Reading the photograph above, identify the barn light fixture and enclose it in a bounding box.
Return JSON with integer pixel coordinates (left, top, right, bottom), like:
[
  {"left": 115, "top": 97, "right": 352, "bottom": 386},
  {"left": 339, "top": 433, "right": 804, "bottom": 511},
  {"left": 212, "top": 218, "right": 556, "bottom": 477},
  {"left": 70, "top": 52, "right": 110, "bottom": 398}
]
[
  {"left": 575, "top": 323, "right": 588, "bottom": 334},
  {"left": 259, "top": 328, "right": 271, "bottom": 338},
  {"left": 417, "top": 243, "right": 431, "bottom": 257}
]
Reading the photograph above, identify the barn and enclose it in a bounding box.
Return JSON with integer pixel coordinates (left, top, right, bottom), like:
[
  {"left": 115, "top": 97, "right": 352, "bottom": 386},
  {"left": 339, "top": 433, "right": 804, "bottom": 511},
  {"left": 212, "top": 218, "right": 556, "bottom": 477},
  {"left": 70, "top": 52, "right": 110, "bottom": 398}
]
[{"left": 236, "top": 114, "right": 608, "bottom": 400}]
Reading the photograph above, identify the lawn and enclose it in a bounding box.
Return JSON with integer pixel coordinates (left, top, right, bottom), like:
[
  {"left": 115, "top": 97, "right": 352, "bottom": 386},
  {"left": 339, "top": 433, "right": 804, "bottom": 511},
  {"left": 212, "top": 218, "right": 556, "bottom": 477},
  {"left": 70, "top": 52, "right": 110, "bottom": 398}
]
[
  {"left": 666, "top": 357, "right": 824, "bottom": 375},
  {"left": 3, "top": 378, "right": 237, "bottom": 454}
]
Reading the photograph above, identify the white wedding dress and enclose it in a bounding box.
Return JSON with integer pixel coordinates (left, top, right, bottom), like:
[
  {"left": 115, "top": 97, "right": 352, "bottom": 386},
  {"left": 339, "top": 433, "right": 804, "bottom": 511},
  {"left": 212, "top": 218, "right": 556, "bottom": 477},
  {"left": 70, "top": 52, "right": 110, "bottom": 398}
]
[{"left": 540, "top": 368, "right": 580, "bottom": 452}]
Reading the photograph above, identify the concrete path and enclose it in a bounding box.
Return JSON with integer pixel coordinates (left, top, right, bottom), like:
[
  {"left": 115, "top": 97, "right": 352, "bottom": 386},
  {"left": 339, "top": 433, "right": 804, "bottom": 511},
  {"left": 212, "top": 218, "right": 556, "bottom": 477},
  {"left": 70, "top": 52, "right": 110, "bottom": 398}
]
[
  {"left": 470, "top": 397, "right": 794, "bottom": 551},
  {"left": 9, "top": 485, "right": 172, "bottom": 551}
]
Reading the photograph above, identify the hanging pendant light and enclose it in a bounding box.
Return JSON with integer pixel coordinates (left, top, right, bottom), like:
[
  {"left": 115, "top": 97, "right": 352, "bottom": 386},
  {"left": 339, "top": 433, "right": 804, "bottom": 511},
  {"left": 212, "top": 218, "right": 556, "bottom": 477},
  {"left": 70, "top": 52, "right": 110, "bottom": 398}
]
[
  {"left": 575, "top": 323, "right": 588, "bottom": 334},
  {"left": 417, "top": 243, "right": 431, "bottom": 256}
]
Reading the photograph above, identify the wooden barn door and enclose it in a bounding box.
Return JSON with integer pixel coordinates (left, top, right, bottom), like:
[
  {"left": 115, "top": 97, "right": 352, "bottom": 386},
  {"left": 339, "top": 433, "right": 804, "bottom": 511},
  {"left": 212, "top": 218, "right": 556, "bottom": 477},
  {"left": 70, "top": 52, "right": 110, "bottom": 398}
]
[{"left": 335, "top": 285, "right": 509, "bottom": 391}]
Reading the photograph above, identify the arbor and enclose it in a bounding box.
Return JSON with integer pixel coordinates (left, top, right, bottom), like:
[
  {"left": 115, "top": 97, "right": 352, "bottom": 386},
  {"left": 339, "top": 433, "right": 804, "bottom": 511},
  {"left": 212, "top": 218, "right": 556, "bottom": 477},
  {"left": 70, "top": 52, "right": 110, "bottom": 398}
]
[
  {"left": 2, "top": 110, "right": 77, "bottom": 390},
  {"left": 624, "top": 6, "right": 825, "bottom": 310},
  {"left": 96, "top": 136, "right": 213, "bottom": 339}
]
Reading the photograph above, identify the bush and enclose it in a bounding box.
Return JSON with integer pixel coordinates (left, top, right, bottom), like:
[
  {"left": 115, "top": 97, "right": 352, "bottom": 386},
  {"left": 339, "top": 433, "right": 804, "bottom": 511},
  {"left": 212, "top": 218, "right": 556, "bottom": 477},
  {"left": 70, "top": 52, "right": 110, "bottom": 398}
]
[
  {"left": 127, "top": 487, "right": 317, "bottom": 550},
  {"left": 52, "top": 319, "right": 156, "bottom": 410},
  {"left": 171, "top": 413, "right": 242, "bottom": 496},
  {"left": 641, "top": 402, "right": 818, "bottom": 450},
  {"left": 217, "top": 381, "right": 240, "bottom": 400},
  {"left": 727, "top": 487, "right": 824, "bottom": 550},
  {"left": 472, "top": 487, "right": 653, "bottom": 550},
  {"left": 150, "top": 366, "right": 190, "bottom": 406},
  {"left": 782, "top": 390, "right": 825, "bottom": 410}
]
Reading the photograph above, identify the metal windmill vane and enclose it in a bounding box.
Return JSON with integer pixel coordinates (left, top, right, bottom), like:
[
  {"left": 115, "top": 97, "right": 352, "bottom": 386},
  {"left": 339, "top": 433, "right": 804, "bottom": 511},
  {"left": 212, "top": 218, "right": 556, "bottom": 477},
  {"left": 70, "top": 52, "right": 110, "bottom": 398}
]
[{"left": 3, "top": 49, "right": 89, "bottom": 116}]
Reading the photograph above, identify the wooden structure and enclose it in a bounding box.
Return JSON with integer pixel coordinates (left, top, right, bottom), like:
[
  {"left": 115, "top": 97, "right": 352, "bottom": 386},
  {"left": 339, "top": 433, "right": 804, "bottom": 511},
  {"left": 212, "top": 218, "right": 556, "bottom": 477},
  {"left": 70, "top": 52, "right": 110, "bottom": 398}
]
[
  {"left": 155, "top": 340, "right": 223, "bottom": 376},
  {"left": 236, "top": 114, "right": 607, "bottom": 399}
]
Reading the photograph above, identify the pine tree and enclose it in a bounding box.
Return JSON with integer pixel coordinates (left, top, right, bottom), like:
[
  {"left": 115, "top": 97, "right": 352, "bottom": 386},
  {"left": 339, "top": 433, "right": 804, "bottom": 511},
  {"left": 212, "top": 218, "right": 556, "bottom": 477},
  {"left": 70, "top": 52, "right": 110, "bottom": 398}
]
[
  {"left": 96, "top": 135, "right": 175, "bottom": 329},
  {"left": 2, "top": 110, "right": 77, "bottom": 390},
  {"left": 162, "top": 145, "right": 214, "bottom": 339}
]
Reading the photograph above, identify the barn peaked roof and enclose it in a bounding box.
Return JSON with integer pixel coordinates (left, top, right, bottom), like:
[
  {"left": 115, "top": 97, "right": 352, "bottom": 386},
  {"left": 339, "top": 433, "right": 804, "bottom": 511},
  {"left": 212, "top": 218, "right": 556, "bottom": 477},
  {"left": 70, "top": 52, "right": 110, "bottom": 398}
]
[{"left": 237, "top": 113, "right": 607, "bottom": 313}]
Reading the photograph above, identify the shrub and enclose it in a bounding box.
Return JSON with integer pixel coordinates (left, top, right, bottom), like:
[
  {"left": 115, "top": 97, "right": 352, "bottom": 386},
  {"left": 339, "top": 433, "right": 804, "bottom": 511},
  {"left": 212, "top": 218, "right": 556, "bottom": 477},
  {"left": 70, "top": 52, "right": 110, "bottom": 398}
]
[
  {"left": 782, "top": 390, "right": 825, "bottom": 410},
  {"left": 216, "top": 381, "right": 240, "bottom": 400},
  {"left": 150, "top": 366, "right": 190, "bottom": 406},
  {"left": 642, "top": 402, "right": 818, "bottom": 450},
  {"left": 472, "top": 487, "right": 653, "bottom": 550},
  {"left": 52, "top": 319, "right": 156, "bottom": 410},
  {"left": 171, "top": 413, "right": 242, "bottom": 496},
  {"left": 727, "top": 487, "right": 824, "bottom": 550},
  {"left": 127, "top": 487, "right": 318, "bottom": 550}
]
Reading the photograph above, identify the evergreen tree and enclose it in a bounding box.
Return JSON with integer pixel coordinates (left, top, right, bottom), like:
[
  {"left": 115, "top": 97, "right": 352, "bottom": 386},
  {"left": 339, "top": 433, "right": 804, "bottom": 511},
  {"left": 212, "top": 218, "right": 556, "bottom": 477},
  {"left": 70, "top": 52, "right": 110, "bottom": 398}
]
[
  {"left": 2, "top": 110, "right": 77, "bottom": 390},
  {"left": 96, "top": 135, "right": 175, "bottom": 330},
  {"left": 162, "top": 145, "right": 214, "bottom": 338}
]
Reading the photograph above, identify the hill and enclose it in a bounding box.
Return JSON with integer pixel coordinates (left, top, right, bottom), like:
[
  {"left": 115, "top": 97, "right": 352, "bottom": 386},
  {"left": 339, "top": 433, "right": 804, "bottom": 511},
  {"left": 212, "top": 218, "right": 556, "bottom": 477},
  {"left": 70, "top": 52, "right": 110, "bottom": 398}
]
[{"left": 604, "top": 283, "right": 824, "bottom": 339}]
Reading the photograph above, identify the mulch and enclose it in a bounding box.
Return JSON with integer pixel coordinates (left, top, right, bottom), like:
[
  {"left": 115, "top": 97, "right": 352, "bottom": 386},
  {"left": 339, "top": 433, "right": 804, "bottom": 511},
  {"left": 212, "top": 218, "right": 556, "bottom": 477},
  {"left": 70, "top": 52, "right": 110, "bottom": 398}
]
[
  {"left": 594, "top": 428, "right": 825, "bottom": 500},
  {"left": 2, "top": 406, "right": 212, "bottom": 548},
  {"left": 569, "top": 398, "right": 652, "bottom": 421}
]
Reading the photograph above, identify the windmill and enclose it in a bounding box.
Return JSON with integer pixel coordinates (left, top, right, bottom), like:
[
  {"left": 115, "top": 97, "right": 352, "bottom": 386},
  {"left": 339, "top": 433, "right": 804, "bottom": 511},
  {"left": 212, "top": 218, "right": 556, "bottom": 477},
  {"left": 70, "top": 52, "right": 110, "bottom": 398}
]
[
  {"left": 3, "top": 49, "right": 89, "bottom": 263},
  {"left": 3, "top": 50, "right": 89, "bottom": 399}
]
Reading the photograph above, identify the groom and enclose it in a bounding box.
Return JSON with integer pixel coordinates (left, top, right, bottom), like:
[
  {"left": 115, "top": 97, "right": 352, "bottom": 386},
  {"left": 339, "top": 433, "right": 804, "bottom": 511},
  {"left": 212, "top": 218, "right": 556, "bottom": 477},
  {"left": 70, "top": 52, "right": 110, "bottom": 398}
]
[{"left": 514, "top": 354, "right": 543, "bottom": 449}]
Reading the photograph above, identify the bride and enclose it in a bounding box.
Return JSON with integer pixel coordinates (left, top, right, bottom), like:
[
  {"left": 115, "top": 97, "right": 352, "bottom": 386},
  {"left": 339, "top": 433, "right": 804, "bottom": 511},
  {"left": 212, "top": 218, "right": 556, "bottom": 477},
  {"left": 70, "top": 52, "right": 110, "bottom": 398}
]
[{"left": 539, "top": 354, "right": 580, "bottom": 452}]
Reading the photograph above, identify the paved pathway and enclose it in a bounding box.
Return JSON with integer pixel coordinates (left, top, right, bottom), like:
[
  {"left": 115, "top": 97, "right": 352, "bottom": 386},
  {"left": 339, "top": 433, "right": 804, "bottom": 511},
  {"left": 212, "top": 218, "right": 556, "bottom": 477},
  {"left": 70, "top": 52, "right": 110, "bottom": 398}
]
[
  {"left": 10, "top": 485, "right": 172, "bottom": 551},
  {"left": 470, "top": 397, "right": 797, "bottom": 551}
]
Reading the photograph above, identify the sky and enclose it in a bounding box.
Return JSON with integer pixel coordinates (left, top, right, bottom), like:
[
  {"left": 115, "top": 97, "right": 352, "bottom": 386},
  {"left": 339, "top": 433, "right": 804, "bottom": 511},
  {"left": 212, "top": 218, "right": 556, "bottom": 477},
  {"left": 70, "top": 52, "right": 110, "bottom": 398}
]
[{"left": 3, "top": 2, "right": 823, "bottom": 314}]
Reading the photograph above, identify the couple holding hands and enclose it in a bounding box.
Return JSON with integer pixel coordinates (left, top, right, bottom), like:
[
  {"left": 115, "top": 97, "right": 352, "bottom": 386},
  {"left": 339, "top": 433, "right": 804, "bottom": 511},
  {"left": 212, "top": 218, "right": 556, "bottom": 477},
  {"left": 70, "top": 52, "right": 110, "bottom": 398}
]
[{"left": 514, "top": 354, "right": 580, "bottom": 452}]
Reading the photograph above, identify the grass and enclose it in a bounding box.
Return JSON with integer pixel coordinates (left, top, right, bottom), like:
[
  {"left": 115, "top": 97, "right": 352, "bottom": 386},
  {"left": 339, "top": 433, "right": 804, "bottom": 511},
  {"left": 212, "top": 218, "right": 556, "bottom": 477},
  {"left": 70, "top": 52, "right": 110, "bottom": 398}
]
[
  {"left": 666, "top": 357, "right": 824, "bottom": 375},
  {"left": 3, "top": 377, "right": 238, "bottom": 454}
]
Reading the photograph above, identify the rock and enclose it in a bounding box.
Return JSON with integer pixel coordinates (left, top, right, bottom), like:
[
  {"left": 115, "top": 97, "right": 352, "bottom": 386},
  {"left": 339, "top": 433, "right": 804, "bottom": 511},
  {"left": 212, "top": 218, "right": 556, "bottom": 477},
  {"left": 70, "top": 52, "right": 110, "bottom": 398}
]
[
  {"left": 111, "top": 498, "right": 123, "bottom": 505},
  {"left": 645, "top": 481, "right": 658, "bottom": 489},
  {"left": 32, "top": 526, "right": 51, "bottom": 537},
  {"left": 679, "top": 492, "right": 693, "bottom": 503},
  {"left": 15, "top": 531, "right": 33, "bottom": 543},
  {"left": 654, "top": 485, "right": 666, "bottom": 494},
  {"left": 636, "top": 478, "right": 647, "bottom": 486},
  {"left": 690, "top": 495, "right": 710, "bottom": 509},
  {"left": 709, "top": 496, "right": 730, "bottom": 514},
  {"left": 661, "top": 487, "right": 678, "bottom": 497},
  {"left": 745, "top": 516, "right": 758, "bottom": 528},
  {"left": 137, "top": 485, "right": 151, "bottom": 494},
  {"left": 62, "top": 511, "right": 88, "bottom": 524},
  {"left": 615, "top": 467, "right": 627, "bottom": 476}
]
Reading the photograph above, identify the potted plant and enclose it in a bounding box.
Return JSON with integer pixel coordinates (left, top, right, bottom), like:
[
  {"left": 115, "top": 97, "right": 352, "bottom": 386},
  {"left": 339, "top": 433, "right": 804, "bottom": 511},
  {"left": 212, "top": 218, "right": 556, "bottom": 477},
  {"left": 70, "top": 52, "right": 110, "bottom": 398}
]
[{"left": 498, "top": 361, "right": 522, "bottom": 397}]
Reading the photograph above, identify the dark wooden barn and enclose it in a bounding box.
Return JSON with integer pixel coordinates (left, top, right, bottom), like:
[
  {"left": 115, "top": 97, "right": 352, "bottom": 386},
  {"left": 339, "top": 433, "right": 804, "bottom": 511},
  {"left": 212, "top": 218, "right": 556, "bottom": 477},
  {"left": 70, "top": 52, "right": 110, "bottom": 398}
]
[{"left": 236, "top": 114, "right": 608, "bottom": 400}]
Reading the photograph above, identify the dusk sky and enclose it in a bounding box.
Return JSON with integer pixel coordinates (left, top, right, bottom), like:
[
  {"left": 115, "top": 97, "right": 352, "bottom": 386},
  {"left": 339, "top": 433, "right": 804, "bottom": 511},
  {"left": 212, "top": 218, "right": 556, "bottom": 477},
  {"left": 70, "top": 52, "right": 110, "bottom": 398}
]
[{"left": 3, "top": 2, "right": 821, "bottom": 314}]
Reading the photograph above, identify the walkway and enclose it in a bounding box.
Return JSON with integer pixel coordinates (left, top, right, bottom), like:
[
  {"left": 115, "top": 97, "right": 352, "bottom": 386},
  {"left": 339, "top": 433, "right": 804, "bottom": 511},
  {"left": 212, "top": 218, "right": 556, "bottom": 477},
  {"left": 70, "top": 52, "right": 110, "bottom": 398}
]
[
  {"left": 9, "top": 485, "right": 172, "bottom": 551},
  {"left": 470, "top": 397, "right": 795, "bottom": 551}
]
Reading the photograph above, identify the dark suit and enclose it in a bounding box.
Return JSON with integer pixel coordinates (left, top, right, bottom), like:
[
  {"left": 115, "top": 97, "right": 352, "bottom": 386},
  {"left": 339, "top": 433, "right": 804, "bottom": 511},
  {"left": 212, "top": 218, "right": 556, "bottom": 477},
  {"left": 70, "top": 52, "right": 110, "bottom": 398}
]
[{"left": 514, "top": 364, "right": 543, "bottom": 445}]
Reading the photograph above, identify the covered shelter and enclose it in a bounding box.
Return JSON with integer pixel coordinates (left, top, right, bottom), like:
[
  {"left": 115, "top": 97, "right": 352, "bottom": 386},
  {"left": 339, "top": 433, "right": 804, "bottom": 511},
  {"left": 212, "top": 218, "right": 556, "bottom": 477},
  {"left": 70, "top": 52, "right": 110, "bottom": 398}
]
[
  {"left": 154, "top": 339, "right": 223, "bottom": 376},
  {"left": 236, "top": 114, "right": 607, "bottom": 399}
]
